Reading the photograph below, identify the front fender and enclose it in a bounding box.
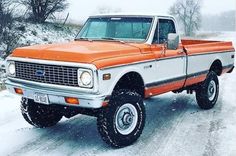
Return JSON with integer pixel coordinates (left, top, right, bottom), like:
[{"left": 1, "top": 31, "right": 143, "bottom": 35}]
[{"left": 98, "top": 66, "right": 145, "bottom": 96}]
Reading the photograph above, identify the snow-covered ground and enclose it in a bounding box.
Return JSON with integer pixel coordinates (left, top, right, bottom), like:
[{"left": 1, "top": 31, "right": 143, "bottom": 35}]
[{"left": 0, "top": 32, "right": 235, "bottom": 156}]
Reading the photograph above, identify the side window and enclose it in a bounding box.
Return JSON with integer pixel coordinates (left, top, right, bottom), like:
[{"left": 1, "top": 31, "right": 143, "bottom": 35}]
[{"left": 159, "top": 19, "right": 176, "bottom": 44}]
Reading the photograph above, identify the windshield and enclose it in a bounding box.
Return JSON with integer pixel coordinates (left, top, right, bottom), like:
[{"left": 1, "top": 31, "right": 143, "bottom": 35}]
[{"left": 76, "top": 17, "right": 153, "bottom": 42}]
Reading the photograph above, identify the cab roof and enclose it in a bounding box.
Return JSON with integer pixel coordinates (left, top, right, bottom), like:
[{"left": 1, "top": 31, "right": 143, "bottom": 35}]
[{"left": 90, "top": 13, "right": 175, "bottom": 19}]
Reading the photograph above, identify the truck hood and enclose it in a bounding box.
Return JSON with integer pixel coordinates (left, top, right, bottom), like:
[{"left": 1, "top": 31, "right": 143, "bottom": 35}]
[{"left": 12, "top": 41, "right": 142, "bottom": 64}]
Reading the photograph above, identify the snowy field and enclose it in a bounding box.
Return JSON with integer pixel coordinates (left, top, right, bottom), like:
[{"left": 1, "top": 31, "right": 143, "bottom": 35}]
[{"left": 0, "top": 32, "right": 236, "bottom": 156}]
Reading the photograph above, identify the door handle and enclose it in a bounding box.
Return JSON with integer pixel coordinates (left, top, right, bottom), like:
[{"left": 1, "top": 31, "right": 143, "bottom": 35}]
[{"left": 161, "top": 44, "right": 167, "bottom": 56}]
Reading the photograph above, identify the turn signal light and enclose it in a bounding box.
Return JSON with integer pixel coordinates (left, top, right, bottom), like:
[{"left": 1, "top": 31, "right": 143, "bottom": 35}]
[
  {"left": 102, "top": 101, "right": 109, "bottom": 107},
  {"left": 14, "top": 88, "right": 23, "bottom": 95},
  {"left": 65, "top": 97, "right": 80, "bottom": 105},
  {"left": 103, "top": 73, "right": 111, "bottom": 80}
]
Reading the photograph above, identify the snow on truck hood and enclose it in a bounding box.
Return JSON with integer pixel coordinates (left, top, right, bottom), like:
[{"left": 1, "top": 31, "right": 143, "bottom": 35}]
[{"left": 11, "top": 41, "right": 149, "bottom": 68}]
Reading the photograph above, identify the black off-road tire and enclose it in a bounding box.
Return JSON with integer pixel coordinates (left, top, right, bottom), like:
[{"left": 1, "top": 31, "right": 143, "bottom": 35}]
[
  {"left": 97, "top": 89, "right": 146, "bottom": 148},
  {"left": 21, "top": 98, "right": 63, "bottom": 128},
  {"left": 196, "top": 71, "right": 219, "bottom": 110}
]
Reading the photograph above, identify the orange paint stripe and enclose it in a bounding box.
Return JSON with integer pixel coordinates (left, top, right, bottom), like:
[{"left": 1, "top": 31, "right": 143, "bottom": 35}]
[
  {"left": 145, "top": 79, "right": 185, "bottom": 98},
  {"left": 184, "top": 74, "right": 207, "bottom": 87},
  {"left": 145, "top": 74, "right": 207, "bottom": 98}
]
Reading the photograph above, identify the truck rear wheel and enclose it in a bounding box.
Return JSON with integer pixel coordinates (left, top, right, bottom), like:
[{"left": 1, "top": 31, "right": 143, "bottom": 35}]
[
  {"left": 21, "top": 98, "right": 63, "bottom": 128},
  {"left": 97, "top": 90, "right": 145, "bottom": 147},
  {"left": 196, "top": 71, "right": 219, "bottom": 110}
]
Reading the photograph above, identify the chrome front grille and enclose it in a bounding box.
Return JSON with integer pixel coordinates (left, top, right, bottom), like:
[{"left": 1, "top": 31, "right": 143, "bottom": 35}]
[{"left": 15, "top": 61, "right": 78, "bottom": 87}]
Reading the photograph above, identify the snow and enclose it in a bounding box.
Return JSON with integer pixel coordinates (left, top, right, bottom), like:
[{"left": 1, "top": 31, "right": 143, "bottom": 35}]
[
  {"left": 0, "top": 32, "right": 236, "bottom": 156},
  {"left": 15, "top": 22, "right": 78, "bottom": 46},
  {"left": 0, "top": 21, "right": 78, "bottom": 60},
  {"left": 0, "top": 59, "right": 6, "bottom": 83}
]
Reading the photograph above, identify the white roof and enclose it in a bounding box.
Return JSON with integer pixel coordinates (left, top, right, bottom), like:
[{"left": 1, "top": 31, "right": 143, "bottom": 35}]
[{"left": 90, "top": 12, "right": 175, "bottom": 19}]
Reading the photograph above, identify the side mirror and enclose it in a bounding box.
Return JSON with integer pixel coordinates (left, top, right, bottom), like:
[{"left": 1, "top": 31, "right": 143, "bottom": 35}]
[{"left": 167, "top": 33, "right": 180, "bottom": 50}]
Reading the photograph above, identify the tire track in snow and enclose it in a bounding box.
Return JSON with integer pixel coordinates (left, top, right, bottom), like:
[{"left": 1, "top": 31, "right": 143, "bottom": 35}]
[
  {"left": 137, "top": 94, "right": 195, "bottom": 156},
  {"left": 9, "top": 115, "right": 102, "bottom": 156}
]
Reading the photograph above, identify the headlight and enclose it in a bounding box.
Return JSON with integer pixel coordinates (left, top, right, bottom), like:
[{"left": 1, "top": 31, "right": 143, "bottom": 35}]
[
  {"left": 8, "top": 62, "right": 16, "bottom": 76},
  {"left": 78, "top": 69, "right": 93, "bottom": 88},
  {"left": 81, "top": 71, "right": 92, "bottom": 85}
]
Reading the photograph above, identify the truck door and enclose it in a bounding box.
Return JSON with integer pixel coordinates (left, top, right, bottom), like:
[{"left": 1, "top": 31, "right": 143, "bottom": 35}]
[{"left": 148, "top": 18, "right": 186, "bottom": 96}]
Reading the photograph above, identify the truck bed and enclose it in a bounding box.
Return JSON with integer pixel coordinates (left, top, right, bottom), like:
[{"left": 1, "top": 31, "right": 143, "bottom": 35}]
[{"left": 181, "top": 39, "right": 235, "bottom": 54}]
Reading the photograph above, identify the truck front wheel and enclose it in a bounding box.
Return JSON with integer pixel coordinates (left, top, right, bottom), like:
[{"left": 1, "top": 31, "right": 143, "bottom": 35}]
[
  {"left": 21, "top": 98, "right": 63, "bottom": 128},
  {"left": 97, "top": 90, "right": 146, "bottom": 147},
  {"left": 196, "top": 71, "right": 219, "bottom": 110}
]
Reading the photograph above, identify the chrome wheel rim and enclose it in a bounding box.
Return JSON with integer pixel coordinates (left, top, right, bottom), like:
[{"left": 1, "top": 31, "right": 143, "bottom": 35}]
[
  {"left": 115, "top": 103, "right": 138, "bottom": 135},
  {"left": 208, "top": 80, "right": 217, "bottom": 101}
]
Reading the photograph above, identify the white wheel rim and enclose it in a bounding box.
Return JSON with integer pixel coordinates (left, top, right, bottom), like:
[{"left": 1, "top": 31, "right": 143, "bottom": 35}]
[
  {"left": 115, "top": 103, "right": 138, "bottom": 135},
  {"left": 208, "top": 80, "right": 217, "bottom": 101}
]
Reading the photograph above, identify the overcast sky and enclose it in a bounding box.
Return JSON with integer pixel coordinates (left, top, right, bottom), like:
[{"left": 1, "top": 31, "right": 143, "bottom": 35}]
[{"left": 66, "top": 0, "right": 235, "bottom": 23}]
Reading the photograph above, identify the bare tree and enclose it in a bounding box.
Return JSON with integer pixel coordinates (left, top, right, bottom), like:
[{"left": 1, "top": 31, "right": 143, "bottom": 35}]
[
  {"left": 0, "top": 0, "right": 22, "bottom": 59},
  {"left": 0, "top": 0, "right": 13, "bottom": 33},
  {"left": 20, "top": 0, "right": 69, "bottom": 23},
  {"left": 169, "top": 0, "right": 202, "bottom": 36}
]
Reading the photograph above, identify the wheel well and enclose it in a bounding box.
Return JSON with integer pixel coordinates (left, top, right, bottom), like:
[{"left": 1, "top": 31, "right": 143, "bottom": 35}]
[
  {"left": 113, "top": 72, "right": 145, "bottom": 98},
  {"left": 210, "top": 60, "right": 223, "bottom": 76}
]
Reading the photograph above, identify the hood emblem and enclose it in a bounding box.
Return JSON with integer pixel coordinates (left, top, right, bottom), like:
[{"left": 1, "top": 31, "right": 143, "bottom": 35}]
[{"left": 35, "top": 70, "right": 45, "bottom": 77}]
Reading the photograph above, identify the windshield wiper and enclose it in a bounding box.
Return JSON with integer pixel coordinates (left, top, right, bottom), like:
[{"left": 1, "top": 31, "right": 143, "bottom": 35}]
[
  {"left": 100, "top": 37, "right": 125, "bottom": 44},
  {"left": 101, "top": 37, "right": 116, "bottom": 40},
  {"left": 74, "top": 37, "right": 93, "bottom": 41},
  {"left": 75, "top": 37, "right": 125, "bottom": 44}
]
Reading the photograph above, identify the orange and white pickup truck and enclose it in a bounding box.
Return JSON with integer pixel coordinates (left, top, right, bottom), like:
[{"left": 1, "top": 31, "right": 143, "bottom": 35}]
[{"left": 5, "top": 14, "right": 235, "bottom": 147}]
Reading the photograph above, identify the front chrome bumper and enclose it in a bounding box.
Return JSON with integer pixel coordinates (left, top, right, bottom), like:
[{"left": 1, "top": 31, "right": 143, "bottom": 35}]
[{"left": 5, "top": 79, "right": 106, "bottom": 109}]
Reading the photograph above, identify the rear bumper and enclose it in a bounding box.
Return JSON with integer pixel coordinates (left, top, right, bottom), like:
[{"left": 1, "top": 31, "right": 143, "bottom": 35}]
[{"left": 5, "top": 79, "right": 106, "bottom": 109}]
